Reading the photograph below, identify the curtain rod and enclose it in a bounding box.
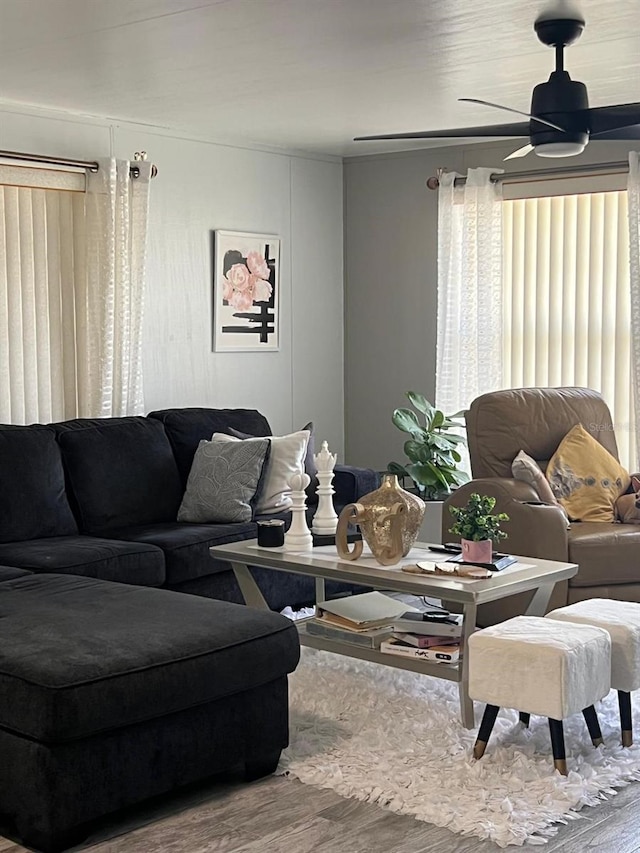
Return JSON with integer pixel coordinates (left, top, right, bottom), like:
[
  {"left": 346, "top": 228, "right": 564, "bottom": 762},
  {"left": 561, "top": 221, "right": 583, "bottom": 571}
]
[
  {"left": 0, "top": 149, "right": 158, "bottom": 178},
  {"left": 425, "top": 159, "right": 629, "bottom": 190}
]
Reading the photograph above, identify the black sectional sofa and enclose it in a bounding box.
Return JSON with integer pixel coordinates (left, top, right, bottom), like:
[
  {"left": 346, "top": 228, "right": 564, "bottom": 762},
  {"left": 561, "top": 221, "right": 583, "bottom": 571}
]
[
  {"left": 1, "top": 406, "right": 377, "bottom": 609},
  {"left": 0, "top": 407, "right": 378, "bottom": 852}
]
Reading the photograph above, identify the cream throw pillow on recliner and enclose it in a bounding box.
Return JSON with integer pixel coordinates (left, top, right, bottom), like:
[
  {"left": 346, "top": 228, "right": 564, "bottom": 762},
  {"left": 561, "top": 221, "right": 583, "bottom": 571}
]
[
  {"left": 212, "top": 429, "right": 309, "bottom": 515},
  {"left": 511, "top": 450, "right": 568, "bottom": 519},
  {"left": 546, "top": 423, "right": 630, "bottom": 522}
]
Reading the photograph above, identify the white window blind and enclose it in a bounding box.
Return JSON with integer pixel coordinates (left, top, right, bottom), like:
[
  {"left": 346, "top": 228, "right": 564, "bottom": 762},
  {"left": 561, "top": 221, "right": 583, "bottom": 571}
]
[
  {"left": 0, "top": 166, "right": 87, "bottom": 423},
  {"left": 502, "top": 190, "right": 634, "bottom": 470}
]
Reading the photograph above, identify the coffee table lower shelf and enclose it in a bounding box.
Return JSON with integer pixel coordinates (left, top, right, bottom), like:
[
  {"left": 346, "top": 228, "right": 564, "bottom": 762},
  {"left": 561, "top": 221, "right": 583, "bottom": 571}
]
[{"left": 296, "top": 621, "right": 461, "bottom": 683}]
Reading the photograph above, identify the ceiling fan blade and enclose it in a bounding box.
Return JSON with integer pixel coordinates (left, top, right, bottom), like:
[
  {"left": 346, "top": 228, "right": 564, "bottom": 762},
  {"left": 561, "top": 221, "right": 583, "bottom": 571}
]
[
  {"left": 504, "top": 143, "right": 534, "bottom": 161},
  {"left": 354, "top": 121, "right": 530, "bottom": 142},
  {"left": 591, "top": 124, "right": 640, "bottom": 140},
  {"left": 587, "top": 102, "right": 640, "bottom": 135},
  {"left": 459, "top": 98, "right": 566, "bottom": 132}
]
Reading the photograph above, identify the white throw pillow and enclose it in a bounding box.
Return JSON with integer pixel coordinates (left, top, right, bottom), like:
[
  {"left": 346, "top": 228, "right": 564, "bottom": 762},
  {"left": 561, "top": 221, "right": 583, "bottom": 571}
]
[{"left": 212, "top": 429, "right": 310, "bottom": 514}]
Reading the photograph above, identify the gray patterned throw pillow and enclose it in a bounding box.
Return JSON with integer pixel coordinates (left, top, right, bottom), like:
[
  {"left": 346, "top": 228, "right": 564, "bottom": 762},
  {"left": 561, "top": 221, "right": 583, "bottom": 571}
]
[{"left": 177, "top": 438, "right": 270, "bottom": 523}]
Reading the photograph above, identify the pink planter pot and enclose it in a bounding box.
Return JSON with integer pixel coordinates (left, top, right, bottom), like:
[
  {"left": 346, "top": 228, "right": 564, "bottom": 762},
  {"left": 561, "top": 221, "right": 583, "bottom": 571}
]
[{"left": 461, "top": 538, "right": 492, "bottom": 564}]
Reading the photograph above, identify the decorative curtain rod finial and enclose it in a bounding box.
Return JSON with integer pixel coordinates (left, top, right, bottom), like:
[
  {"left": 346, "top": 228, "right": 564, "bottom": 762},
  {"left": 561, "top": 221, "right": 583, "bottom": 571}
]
[{"left": 426, "top": 167, "right": 446, "bottom": 190}]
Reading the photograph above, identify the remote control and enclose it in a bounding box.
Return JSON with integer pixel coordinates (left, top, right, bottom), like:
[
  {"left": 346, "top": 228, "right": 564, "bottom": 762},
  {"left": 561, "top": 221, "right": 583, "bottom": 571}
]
[{"left": 427, "top": 543, "right": 462, "bottom": 554}]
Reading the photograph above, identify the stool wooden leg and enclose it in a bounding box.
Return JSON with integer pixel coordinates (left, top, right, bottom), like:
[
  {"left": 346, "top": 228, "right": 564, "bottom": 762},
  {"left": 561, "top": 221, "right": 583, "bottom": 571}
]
[
  {"left": 582, "top": 705, "right": 604, "bottom": 747},
  {"left": 519, "top": 712, "right": 530, "bottom": 728},
  {"left": 618, "top": 691, "right": 633, "bottom": 747},
  {"left": 473, "top": 704, "right": 499, "bottom": 759},
  {"left": 548, "top": 718, "right": 568, "bottom": 776}
]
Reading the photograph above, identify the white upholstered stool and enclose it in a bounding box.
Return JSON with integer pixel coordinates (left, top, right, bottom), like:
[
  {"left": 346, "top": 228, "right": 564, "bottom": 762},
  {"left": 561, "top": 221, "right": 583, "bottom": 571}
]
[
  {"left": 547, "top": 599, "right": 640, "bottom": 747},
  {"left": 468, "top": 615, "right": 611, "bottom": 774}
]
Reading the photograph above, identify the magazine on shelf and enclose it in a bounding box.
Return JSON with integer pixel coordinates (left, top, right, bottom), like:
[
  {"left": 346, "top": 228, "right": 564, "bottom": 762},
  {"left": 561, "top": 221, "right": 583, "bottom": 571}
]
[
  {"left": 380, "top": 638, "right": 460, "bottom": 663},
  {"left": 392, "top": 632, "right": 460, "bottom": 649},
  {"left": 316, "top": 592, "right": 418, "bottom": 632}
]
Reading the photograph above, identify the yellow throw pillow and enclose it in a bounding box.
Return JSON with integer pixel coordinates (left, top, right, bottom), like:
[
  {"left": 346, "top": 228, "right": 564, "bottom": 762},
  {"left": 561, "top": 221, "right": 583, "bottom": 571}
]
[{"left": 546, "top": 423, "right": 630, "bottom": 522}]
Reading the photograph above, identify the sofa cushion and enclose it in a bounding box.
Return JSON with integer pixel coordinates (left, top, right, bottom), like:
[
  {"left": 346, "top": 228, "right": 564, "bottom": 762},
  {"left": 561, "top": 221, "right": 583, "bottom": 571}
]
[
  {"left": 0, "top": 573, "right": 299, "bottom": 742},
  {"left": 511, "top": 449, "right": 568, "bottom": 519},
  {"left": 55, "top": 417, "right": 183, "bottom": 533},
  {"left": 213, "top": 430, "right": 308, "bottom": 514},
  {"left": 105, "top": 521, "right": 257, "bottom": 585},
  {"left": 231, "top": 420, "right": 319, "bottom": 503},
  {"left": 0, "top": 536, "right": 165, "bottom": 586},
  {"left": 547, "top": 424, "right": 629, "bottom": 522},
  {"left": 0, "top": 566, "right": 32, "bottom": 582},
  {"left": 178, "top": 438, "right": 271, "bottom": 523},
  {"left": 568, "top": 522, "right": 640, "bottom": 587},
  {"left": 147, "top": 408, "right": 272, "bottom": 485},
  {"left": 0, "top": 426, "right": 78, "bottom": 543}
]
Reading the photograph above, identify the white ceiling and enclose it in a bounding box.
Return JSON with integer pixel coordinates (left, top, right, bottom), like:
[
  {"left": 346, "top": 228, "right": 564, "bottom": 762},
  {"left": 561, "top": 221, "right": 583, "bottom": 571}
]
[{"left": 0, "top": 0, "right": 638, "bottom": 157}]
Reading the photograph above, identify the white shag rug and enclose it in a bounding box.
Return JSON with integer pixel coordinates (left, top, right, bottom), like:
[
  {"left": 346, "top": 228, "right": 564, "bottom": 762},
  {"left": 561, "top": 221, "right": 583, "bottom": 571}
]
[{"left": 278, "top": 647, "right": 640, "bottom": 847}]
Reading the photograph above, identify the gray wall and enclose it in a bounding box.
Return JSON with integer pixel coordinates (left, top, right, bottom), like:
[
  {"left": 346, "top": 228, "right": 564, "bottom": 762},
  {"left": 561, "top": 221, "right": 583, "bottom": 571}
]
[
  {"left": 0, "top": 107, "right": 345, "bottom": 453},
  {"left": 344, "top": 138, "right": 639, "bottom": 470}
]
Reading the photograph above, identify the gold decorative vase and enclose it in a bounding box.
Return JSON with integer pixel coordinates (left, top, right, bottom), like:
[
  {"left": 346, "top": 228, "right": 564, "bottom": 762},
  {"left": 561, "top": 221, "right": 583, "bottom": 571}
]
[{"left": 335, "top": 474, "right": 426, "bottom": 566}]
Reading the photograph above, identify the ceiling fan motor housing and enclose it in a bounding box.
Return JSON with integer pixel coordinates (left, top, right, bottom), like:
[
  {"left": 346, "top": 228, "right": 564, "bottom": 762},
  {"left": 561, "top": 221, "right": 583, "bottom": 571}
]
[{"left": 530, "top": 71, "right": 589, "bottom": 150}]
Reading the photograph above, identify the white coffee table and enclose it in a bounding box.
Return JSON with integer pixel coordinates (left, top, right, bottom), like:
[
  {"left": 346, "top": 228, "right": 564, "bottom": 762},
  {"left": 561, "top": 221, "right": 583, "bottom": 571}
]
[{"left": 209, "top": 540, "right": 578, "bottom": 728}]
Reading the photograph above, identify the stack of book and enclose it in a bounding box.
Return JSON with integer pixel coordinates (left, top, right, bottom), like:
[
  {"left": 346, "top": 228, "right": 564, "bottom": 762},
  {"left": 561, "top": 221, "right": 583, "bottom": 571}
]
[
  {"left": 380, "top": 611, "right": 464, "bottom": 663},
  {"left": 305, "top": 592, "right": 419, "bottom": 649}
]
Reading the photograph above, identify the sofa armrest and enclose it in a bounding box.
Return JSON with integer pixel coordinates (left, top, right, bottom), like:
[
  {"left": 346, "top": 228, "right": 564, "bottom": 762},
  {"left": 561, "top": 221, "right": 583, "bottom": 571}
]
[
  {"left": 442, "top": 478, "right": 569, "bottom": 562},
  {"left": 333, "top": 465, "right": 380, "bottom": 508}
]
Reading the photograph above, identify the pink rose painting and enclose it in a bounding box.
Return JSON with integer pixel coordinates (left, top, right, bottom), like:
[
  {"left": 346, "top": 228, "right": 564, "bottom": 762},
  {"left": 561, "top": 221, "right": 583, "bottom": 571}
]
[{"left": 214, "top": 231, "right": 280, "bottom": 352}]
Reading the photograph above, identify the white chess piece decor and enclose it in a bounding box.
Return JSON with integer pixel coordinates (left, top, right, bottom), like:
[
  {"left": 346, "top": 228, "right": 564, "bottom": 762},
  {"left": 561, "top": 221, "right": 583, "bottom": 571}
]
[
  {"left": 284, "top": 469, "right": 313, "bottom": 551},
  {"left": 312, "top": 441, "right": 339, "bottom": 535}
]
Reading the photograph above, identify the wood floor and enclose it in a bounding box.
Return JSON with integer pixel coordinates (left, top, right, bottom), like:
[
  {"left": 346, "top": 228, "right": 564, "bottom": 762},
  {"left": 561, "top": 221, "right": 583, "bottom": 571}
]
[{"left": 3, "top": 772, "right": 640, "bottom": 853}]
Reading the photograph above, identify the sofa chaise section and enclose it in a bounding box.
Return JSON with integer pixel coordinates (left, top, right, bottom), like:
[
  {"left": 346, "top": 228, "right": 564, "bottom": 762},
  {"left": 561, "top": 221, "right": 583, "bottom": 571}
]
[{"left": 0, "top": 571, "right": 300, "bottom": 852}]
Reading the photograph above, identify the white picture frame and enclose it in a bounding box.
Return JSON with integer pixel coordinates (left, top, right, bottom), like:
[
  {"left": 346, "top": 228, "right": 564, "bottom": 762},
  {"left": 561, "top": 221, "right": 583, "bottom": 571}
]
[{"left": 213, "top": 230, "right": 280, "bottom": 351}]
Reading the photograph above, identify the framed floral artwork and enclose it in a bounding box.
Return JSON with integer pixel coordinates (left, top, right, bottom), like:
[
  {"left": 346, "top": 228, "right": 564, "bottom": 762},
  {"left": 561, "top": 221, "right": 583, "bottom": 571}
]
[{"left": 213, "top": 230, "right": 280, "bottom": 351}]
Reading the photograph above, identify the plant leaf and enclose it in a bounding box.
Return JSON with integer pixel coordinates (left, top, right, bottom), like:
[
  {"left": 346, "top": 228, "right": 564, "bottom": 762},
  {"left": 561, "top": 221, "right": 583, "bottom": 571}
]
[
  {"left": 392, "top": 407, "right": 422, "bottom": 435},
  {"left": 406, "top": 391, "right": 435, "bottom": 419},
  {"left": 404, "top": 439, "right": 430, "bottom": 463},
  {"left": 431, "top": 409, "right": 445, "bottom": 429},
  {"left": 387, "top": 461, "right": 409, "bottom": 477},
  {"left": 406, "top": 462, "right": 439, "bottom": 487}
]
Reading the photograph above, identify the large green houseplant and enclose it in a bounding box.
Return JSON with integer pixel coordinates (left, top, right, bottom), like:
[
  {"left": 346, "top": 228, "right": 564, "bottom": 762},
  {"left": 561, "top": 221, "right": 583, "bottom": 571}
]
[{"left": 387, "top": 391, "right": 469, "bottom": 500}]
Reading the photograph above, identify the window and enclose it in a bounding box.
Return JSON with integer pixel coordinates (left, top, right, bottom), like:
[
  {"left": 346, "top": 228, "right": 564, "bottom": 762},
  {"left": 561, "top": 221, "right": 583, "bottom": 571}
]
[
  {"left": 0, "top": 158, "right": 151, "bottom": 423},
  {"left": 0, "top": 165, "right": 87, "bottom": 423},
  {"left": 502, "top": 189, "right": 634, "bottom": 469}
]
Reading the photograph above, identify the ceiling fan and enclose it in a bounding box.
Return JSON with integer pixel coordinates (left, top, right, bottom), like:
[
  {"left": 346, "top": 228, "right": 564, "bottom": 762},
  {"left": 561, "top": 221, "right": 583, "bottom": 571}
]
[{"left": 354, "top": 14, "right": 640, "bottom": 159}]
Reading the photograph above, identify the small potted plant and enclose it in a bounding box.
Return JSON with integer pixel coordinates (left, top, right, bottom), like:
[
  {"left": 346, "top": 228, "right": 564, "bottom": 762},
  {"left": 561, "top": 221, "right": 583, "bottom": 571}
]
[{"left": 448, "top": 493, "right": 509, "bottom": 564}]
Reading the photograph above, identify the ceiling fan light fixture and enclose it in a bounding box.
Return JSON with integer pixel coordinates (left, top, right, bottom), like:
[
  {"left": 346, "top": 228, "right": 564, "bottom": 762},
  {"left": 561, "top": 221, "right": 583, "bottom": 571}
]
[{"left": 534, "top": 140, "right": 586, "bottom": 157}]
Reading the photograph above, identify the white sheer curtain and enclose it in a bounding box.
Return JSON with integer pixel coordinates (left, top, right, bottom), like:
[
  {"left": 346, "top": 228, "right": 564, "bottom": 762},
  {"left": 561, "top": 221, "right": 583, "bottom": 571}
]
[
  {"left": 436, "top": 168, "right": 504, "bottom": 416},
  {"left": 84, "top": 158, "right": 152, "bottom": 417},
  {"left": 629, "top": 151, "right": 640, "bottom": 468},
  {"left": 0, "top": 157, "right": 151, "bottom": 423}
]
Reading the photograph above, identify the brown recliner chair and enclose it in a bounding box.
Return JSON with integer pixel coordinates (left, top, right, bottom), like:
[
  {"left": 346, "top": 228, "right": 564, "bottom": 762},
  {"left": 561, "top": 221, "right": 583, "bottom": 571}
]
[{"left": 442, "top": 386, "right": 640, "bottom": 626}]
